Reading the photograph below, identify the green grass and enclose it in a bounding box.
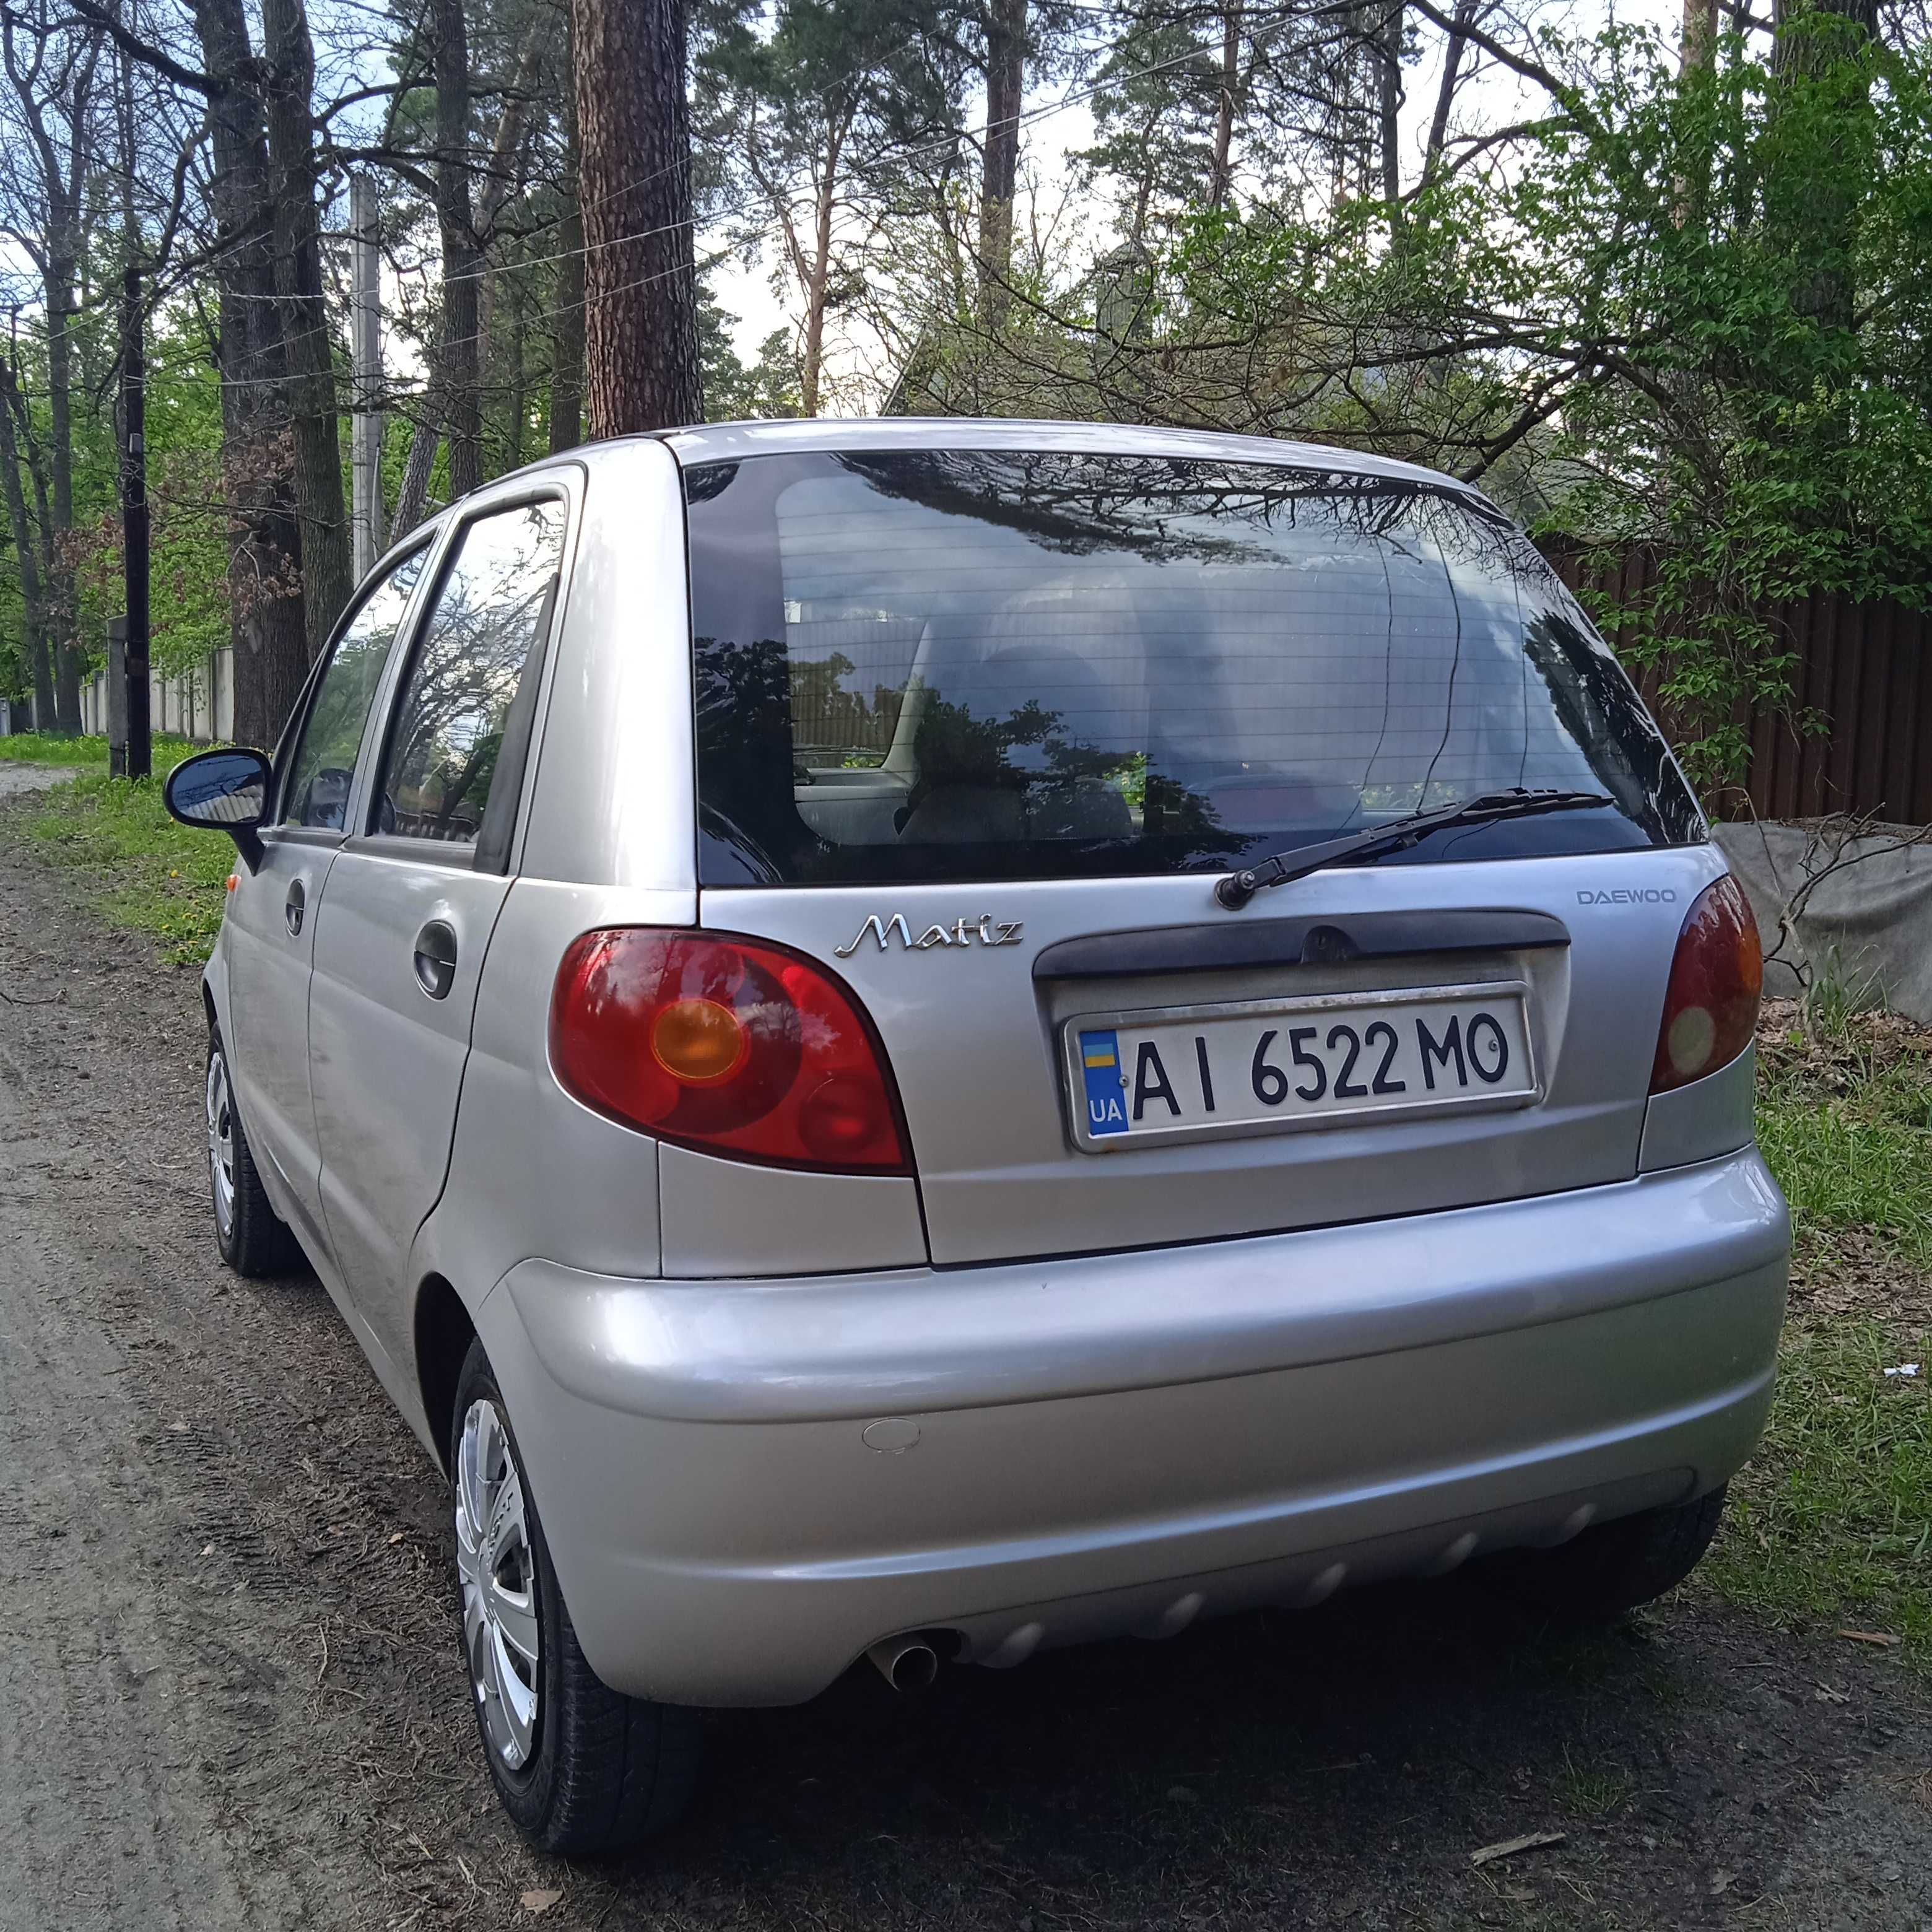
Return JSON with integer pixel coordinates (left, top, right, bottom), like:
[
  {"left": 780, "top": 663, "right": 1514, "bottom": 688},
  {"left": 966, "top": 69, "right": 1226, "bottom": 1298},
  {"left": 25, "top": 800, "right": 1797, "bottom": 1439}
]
[
  {"left": 1754, "top": 1014, "right": 1932, "bottom": 1264},
  {"left": 1707, "top": 1009, "right": 1932, "bottom": 1666},
  {"left": 0, "top": 730, "right": 201, "bottom": 770},
  {"left": 1759, "top": 1100, "right": 1932, "bottom": 1264},
  {"left": 1707, "top": 1318, "right": 1931, "bottom": 1655},
  {"left": 19, "top": 770, "right": 234, "bottom": 964},
  {"left": 1557, "top": 1748, "right": 1635, "bottom": 1817}
]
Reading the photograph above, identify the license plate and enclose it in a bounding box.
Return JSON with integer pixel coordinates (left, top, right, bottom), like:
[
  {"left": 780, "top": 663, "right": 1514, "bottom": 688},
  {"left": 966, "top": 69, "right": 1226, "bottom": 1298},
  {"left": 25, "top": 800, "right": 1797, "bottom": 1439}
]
[{"left": 1064, "top": 982, "right": 1538, "bottom": 1152}]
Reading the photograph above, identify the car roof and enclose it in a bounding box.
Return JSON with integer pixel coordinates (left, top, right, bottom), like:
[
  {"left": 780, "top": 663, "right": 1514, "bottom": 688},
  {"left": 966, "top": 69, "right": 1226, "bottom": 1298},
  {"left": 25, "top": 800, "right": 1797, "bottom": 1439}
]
[
  {"left": 649, "top": 416, "right": 1477, "bottom": 497},
  {"left": 419, "top": 419, "right": 1498, "bottom": 535}
]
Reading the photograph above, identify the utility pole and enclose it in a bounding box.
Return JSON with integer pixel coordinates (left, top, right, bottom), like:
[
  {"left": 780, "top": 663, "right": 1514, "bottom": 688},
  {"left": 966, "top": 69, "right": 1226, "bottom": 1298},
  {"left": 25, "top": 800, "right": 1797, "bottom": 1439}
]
[
  {"left": 119, "top": 259, "right": 150, "bottom": 780},
  {"left": 350, "top": 173, "right": 386, "bottom": 578}
]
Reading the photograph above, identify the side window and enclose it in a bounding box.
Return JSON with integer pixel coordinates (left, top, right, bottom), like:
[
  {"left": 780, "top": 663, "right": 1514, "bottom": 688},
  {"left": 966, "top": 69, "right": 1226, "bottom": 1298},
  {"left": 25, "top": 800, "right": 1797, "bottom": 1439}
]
[
  {"left": 373, "top": 498, "right": 567, "bottom": 845},
  {"left": 282, "top": 546, "right": 430, "bottom": 829}
]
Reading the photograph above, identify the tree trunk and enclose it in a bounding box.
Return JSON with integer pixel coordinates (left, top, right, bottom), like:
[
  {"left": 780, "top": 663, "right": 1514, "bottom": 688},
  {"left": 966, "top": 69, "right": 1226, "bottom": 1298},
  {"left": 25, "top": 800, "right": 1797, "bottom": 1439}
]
[
  {"left": 433, "top": 0, "right": 482, "bottom": 499},
  {"left": 474, "top": 19, "right": 549, "bottom": 390},
  {"left": 568, "top": 0, "right": 702, "bottom": 435},
  {"left": 392, "top": 366, "right": 443, "bottom": 536},
  {"left": 50, "top": 47, "right": 96, "bottom": 736},
  {"left": 1671, "top": 0, "right": 1721, "bottom": 225},
  {"left": 0, "top": 363, "right": 54, "bottom": 728},
  {"left": 549, "top": 202, "right": 585, "bottom": 450},
  {"left": 1769, "top": 0, "right": 1876, "bottom": 333},
  {"left": 261, "top": 0, "right": 352, "bottom": 662},
  {"left": 1420, "top": 0, "right": 1477, "bottom": 189},
  {"left": 1209, "top": 0, "right": 1242, "bottom": 210},
  {"left": 1681, "top": 0, "right": 1718, "bottom": 69},
  {"left": 798, "top": 118, "right": 846, "bottom": 418},
  {"left": 549, "top": 45, "right": 585, "bottom": 453},
  {"left": 977, "top": 0, "right": 1027, "bottom": 311},
  {"left": 189, "top": 0, "right": 311, "bottom": 747},
  {"left": 1376, "top": 0, "right": 1404, "bottom": 208},
  {"left": 504, "top": 271, "right": 527, "bottom": 469}
]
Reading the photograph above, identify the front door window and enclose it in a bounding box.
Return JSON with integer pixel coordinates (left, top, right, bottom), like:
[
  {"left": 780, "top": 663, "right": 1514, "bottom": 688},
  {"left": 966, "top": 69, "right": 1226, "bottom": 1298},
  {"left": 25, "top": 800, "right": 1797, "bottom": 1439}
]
[
  {"left": 282, "top": 546, "right": 430, "bottom": 829},
  {"left": 373, "top": 500, "right": 568, "bottom": 845}
]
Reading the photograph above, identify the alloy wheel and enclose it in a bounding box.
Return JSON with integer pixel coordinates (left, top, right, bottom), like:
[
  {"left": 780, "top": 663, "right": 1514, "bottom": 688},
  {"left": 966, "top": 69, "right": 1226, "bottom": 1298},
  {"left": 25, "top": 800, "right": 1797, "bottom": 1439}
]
[
  {"left": 205, "top": 1050, "right": 237, "bottom": 1239},
  {"left": 455, "top": 1398, "right": 542, "bottom": 1771}
]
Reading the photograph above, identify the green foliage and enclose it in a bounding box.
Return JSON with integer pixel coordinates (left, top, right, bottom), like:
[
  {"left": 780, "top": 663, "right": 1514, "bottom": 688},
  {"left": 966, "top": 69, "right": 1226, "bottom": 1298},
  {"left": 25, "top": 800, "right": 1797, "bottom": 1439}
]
[
  {"left": 0, "top": 310, "right": 230, "bottom": 697},
  {"left": 906, "top": 18, "right": 1932, "bottom": 796},
  {"left": 700, "top": 283, "right": 803, "bottom": 419},
  {"left": 1531, "top": 29, "right": 1932, "bottom": 789}
]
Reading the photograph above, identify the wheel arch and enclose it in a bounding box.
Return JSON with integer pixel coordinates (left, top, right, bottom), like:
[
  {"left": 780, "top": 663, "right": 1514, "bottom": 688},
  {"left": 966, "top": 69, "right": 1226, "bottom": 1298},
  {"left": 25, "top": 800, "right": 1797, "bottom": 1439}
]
[
  {"left": 415, "top": 1272, "right": 479, "bottom": 1476},
  {"left": 201, "top": 936, "right": 232, "bottom": 1043}
]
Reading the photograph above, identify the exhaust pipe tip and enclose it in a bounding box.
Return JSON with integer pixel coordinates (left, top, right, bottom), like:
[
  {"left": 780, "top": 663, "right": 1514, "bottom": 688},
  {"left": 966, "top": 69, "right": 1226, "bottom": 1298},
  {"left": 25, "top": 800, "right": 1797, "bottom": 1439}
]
[{"left": 867, "top": 1633, "right": 941, "bottom": 1693}]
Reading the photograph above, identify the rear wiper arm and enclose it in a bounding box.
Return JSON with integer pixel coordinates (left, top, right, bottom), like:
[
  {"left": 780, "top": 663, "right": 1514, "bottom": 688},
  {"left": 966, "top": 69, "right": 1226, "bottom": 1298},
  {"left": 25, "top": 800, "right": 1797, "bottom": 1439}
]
[{"left": 1214, "top": 788, "right": 1617, "bottom": 911}]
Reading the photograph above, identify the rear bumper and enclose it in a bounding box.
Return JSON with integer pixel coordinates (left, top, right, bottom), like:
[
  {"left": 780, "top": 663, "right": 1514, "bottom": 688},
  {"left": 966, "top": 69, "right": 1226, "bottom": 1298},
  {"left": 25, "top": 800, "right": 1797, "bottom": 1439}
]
[{"left": 476, "top": 1148, "right": 1788, "bottom": 1705}]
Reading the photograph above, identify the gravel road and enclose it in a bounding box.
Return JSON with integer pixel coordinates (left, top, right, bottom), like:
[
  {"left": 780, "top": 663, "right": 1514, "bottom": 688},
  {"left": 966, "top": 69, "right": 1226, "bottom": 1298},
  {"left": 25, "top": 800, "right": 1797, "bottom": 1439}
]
[{"left": 2, "top": 809, "right": 1929, "bottom": 1931}]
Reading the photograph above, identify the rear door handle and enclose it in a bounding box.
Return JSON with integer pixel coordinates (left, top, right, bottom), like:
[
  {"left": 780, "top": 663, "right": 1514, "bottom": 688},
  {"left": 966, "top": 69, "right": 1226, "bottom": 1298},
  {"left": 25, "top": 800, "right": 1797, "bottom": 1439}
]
[
  {"left": 284, "top": 878, "right": 305, "bottom": 936},
  {"left": 413, "top": 920, "right": 458, "bottom": 1000}
]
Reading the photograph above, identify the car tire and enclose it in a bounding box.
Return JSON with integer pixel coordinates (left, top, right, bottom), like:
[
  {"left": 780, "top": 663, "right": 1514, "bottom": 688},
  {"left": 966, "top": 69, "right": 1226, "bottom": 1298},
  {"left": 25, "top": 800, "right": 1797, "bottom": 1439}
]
[
  {"left": 450, "top": 1341, "right": 702, "bottom": 1855},
  {"left": 1480, "top": 1486, "right": 1730, "bottom": 1624},
  {"left": 206, "top": 1026, "right": 303, "bottom": 1279}
]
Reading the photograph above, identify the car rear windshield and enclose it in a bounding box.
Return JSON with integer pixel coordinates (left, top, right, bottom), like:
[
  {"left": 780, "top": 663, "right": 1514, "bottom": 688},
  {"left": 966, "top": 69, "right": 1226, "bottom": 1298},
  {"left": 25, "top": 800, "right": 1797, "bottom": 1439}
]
[{"left": 684, "top": 450, "right": 1703, "bottom": 887}]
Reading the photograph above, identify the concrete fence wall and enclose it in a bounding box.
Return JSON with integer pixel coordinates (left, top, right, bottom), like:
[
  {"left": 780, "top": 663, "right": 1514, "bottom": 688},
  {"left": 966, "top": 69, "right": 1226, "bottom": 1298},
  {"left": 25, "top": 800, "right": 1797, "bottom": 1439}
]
[
  {"left": 1714, "top": 820, "right": 1932, "bottom": 1027},
  {"left": 74, "top": 647, "right": 235, "bottom": 746}
]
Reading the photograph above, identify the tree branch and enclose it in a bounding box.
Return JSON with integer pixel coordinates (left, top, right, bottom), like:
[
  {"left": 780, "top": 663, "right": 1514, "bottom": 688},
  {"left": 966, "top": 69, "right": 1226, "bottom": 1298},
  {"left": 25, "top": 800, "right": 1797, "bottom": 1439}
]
[{"left": 41, "top": 0, "right": 224, "bottom": 97}]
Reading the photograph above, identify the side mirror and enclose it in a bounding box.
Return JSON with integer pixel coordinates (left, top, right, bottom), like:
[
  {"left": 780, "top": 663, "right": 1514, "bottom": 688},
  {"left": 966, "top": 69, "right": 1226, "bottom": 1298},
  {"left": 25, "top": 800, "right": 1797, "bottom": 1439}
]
[{"left": 163, "top": 747, "right": 272, "bottom": 873}]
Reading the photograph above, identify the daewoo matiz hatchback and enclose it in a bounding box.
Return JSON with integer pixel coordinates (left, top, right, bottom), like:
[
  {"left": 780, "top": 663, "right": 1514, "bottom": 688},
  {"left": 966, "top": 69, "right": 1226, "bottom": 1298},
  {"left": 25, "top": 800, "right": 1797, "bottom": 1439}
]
[{"left": 165, "top": 420, "right": 1788, "bottom": 1854}]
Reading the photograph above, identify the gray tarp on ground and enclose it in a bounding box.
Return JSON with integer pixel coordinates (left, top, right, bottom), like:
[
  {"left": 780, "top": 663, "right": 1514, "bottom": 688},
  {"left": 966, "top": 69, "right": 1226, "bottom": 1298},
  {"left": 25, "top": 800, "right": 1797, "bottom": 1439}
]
[{"left": 1715, "top": 820, "right": 1932, "bottom": 1024}]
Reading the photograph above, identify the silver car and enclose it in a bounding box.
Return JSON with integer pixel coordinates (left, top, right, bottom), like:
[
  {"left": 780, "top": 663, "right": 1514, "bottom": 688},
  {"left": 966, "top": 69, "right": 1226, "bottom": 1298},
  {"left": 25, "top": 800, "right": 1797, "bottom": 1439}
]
[{"left": 164, "top": 420, "right": 1787, "bottom": 1855}]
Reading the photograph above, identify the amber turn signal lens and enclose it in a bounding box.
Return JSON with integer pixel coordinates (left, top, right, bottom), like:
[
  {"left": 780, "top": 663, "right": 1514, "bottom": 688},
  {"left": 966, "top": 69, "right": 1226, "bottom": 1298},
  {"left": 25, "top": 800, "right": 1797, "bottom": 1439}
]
[{"left": 651, "top": 997, "right": 748, "bottom": 1086}]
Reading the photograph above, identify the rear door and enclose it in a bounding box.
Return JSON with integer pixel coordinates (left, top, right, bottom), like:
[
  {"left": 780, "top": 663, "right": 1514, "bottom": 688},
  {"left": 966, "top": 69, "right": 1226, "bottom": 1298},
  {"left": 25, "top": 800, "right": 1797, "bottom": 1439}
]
[
  {"left": 681, "top": 445, "right": 1712, "bottom": 1266},
  {"left": 308, "top": 485, "right": 572, "bottom": 1364},
  {"left": 222, "top": 542, "right": 431, "bottom": 1246}
]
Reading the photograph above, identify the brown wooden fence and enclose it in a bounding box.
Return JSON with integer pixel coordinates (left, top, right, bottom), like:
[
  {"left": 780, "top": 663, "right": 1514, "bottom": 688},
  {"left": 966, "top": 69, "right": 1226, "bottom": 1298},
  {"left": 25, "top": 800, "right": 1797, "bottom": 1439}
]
[{"left": 1550, "top": 546, "right": 1932, "bottom": 825}]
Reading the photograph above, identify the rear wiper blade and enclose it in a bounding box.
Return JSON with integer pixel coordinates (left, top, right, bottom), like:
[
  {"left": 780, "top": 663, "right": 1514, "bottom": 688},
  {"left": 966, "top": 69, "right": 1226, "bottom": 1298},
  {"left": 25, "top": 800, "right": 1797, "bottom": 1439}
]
[{"left": 1214, "top": 789, "right": 1617, "bottom": 911}]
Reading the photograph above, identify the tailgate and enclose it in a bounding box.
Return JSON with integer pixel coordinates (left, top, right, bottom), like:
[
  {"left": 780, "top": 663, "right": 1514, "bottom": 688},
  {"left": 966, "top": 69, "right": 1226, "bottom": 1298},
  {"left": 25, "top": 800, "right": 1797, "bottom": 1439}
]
[{"left": 703, "top": 845, "right": 1725, "bottom": 1265}]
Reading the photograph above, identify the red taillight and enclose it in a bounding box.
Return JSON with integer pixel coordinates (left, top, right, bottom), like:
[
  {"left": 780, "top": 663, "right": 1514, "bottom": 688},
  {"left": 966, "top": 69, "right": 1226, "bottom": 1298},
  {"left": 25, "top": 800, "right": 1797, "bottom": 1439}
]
[
  {"left": 1649, "top": 875, "right": 1763, "bottom": 1094},
  {"left": 549, "top": 928, "right": 911, "bottom": 1173}
]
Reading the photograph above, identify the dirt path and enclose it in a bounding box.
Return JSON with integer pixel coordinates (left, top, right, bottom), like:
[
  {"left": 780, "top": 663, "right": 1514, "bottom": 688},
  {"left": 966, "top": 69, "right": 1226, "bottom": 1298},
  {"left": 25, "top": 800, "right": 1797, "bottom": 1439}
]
[
  {"left": 0, "top": 762, "right": 82, "bottom": 799},
  {"left": 2, "top": 813, "right": 1930, "bottom": 1931}
]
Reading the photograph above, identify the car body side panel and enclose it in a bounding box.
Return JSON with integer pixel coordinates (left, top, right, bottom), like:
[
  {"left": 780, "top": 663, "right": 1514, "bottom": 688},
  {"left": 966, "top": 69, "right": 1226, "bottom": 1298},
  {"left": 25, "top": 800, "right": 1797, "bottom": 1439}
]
[
  {"left": 657, "top": 1146, "right": 926, "bottom": 1277},
  {"left": 416, "top": 879, "right": 690, "bottom": 1310},
  {"left": 1639, "top": 1043, "right": 1757, "bottom": 1172},
  {"left": 515, "top": 438, "right": 695, "bottom": 892}
]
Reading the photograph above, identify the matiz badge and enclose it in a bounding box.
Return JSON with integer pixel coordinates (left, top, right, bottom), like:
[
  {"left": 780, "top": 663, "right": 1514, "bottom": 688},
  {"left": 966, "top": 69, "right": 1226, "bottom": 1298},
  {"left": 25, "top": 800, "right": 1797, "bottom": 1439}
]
[{"left": 835, "top": 913, "right": 1024, "bottom": 956}]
